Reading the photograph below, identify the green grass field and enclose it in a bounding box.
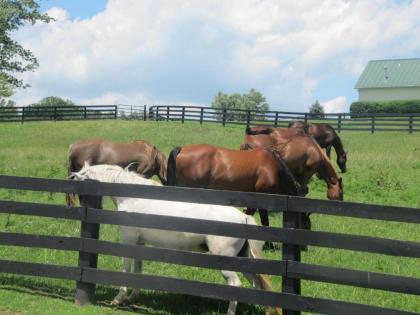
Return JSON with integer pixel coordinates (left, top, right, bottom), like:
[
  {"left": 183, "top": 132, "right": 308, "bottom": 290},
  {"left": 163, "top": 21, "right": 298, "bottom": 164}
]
[{"left": 0, "top": 120, "right": 419, "bottom": 314}]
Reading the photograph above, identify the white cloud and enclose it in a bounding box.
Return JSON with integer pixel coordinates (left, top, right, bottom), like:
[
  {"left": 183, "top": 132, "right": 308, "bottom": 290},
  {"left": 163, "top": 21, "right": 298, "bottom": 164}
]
[
  {"left": 10, "top": 0, "right": 420, "bottom": 111},
  {"left": 321, "top": 96, "right": 348, "bottom": 113}
]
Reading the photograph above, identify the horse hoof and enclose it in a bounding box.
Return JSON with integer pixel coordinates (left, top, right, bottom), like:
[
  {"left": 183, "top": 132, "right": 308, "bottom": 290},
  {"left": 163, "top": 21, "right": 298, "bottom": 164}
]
[{"left": 263, "top": 242, "right": 275, "bottom": 251}]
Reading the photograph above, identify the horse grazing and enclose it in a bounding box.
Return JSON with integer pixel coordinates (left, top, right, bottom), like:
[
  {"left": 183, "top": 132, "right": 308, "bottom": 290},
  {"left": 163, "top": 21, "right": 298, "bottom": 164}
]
[
  {"left": 66, "top": 139, "right": 167, "bottom": 206},
  {"left": 241, "top": 130, "right": 343, "bottom": 201},
  {"left": 241, "top": 129, "right": 343, "bottom": 232},
  {"left": 288, "top": 121, "right": 347, "bottom": 173},
  {"left": 69, "top": 163, "right": 281, "bottom": 315}
]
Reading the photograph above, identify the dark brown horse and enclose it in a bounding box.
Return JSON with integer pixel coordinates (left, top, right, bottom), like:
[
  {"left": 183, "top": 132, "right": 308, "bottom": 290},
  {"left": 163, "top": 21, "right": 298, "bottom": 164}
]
[
  {"left": 66, "top": 139, "right": 167, "bottom": 206},
  {"left": 166, "top": 144, "right": 302, "bottom": 234},
  {"left": 288, "top": 121, "right": 347, "bottom": 173}
]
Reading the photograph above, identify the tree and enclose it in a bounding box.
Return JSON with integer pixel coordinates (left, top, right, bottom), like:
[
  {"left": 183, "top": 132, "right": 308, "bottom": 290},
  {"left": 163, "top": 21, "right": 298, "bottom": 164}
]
[
  {"left": 309, "top": 100, "right": 324, "bottom": 118},
  {"left": 211, "top": 89, "right": 270, "bottom": 121},
  {"left": 30, "top": 96, "right": 76, "bottom": 107},
  {"left": 0, "top": 0, "right": 53, "bottom": 91},
  {"left": 27, "top": 96, "right": 78, "bottom": 120}
]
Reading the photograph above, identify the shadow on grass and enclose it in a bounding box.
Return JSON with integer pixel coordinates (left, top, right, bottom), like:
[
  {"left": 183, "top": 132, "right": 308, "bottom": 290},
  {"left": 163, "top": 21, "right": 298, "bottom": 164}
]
[{"left": 0, "top": 275, "right": 266, "bottom": 314}]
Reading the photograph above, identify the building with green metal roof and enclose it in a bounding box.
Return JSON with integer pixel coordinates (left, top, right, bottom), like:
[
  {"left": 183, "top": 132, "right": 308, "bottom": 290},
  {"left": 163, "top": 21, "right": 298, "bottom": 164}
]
[{"left": 355, "top": 58, "right": 420, "bottom": 101}]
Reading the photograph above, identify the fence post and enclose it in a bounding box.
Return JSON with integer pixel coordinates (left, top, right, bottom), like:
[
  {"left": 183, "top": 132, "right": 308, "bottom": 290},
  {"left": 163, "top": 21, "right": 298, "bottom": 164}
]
[
  {"left": 114, "top": 105, "right": 117, "bottom": 119},
  {"left": 371, "top": 115, "right": 375, "bottom": 134},
  {"left": 222, "top": 108, "right": 227, "bottom": 127},
  {"left": 200, "top": 107, "right": 204, "bottom": 125},
  {"left": 21, "top": 107, "right": 25, "bottom": 124},
  {"left": 304, "top": 113, "right": 308, "bottom": 123},
  {"left": 409, "top": 115, "right": 413, "bottom": 134},
  {"left": 337, "top": 114, "right": 342, "bottom": 133},
  {"left": 274, "top": 112, "right": 279, "bottom": 127},
  {"left": 84, "top": 107, "right": 87, "bottom": 120},
  {"left": 246, "top": 110, "right": 251, "bottom": 128},
  {"left": 75, "top": 194, "right": 102, "bottom": 305},
  {"left": 181, "top": 106, "right": 185, "bottom": 124},
  {"left": 143, "top": 105, "right": 147, "bottom": 121},
  {"left": 167, "top": 106, "right": 170, "bottom": 121},
  {"left": 54, "top": 106, "right": 57, "bottom": 121},
  {"left": 282, "top": 197, "right": 301, "bottom": 315}
]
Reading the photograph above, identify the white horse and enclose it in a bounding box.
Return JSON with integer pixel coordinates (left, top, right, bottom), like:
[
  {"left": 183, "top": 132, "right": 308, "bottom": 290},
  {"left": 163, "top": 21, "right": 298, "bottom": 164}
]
[{"left": 69, "top": 163, "right": 280, "bottom": 315}]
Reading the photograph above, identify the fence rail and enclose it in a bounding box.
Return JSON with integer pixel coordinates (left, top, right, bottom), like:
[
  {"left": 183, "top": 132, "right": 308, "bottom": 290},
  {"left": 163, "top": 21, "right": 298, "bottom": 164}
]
[
  {"left": 148, "top": 105, "right": 420, "bottom": 133},
  {"left": 0, "top": 175, "right": 419, "bottom": 314}
]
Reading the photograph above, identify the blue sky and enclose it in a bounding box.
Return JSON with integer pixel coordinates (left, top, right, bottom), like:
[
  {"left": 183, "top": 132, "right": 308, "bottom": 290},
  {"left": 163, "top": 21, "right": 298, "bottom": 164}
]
[
  {"left": 12, "top": 0, "right": 420, "bottom": 112},
  {"left": 39, "top": 0, "right": 107, "bottom": 20}
]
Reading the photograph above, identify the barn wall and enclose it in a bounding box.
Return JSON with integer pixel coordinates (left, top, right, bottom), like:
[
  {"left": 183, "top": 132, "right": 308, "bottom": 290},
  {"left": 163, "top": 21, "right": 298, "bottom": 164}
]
[{"left": 358, "top": 87, "right": 420, "bottom": 101}]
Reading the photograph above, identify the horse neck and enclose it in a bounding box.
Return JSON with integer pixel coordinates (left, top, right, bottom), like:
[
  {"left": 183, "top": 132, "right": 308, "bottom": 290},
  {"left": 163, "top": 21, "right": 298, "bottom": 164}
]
[
  {"left": 332, "top": 135, "right": 345, "bottom": 156},
  {"left": 317, "top": 150, "right": 339, "bottom": 187}
]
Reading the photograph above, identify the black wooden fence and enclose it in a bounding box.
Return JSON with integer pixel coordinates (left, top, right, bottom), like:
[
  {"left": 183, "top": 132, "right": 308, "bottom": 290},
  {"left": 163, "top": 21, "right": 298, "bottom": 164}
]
[
  {"left": 0, "top": 105, "right": 117, "bottom": 123},
  {"left": 1, "top": 104, "right": 420, "bottom": 133},
  {"left": 148, "top": 105, "right": 420, "bottom": 133},
  {"left": 0, "top": 175, "right": 419, "bottom": 314}
]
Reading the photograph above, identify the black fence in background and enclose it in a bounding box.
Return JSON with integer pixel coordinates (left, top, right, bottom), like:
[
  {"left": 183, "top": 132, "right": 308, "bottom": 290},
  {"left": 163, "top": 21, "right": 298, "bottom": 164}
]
[
  {"left": 1, "top": 104, "right": 420, "bottom": 133},
  {"left": 0, "top": 175, "right": 419, "bottom": 314},
  {"left": 0, "top": 105, "right": 117, "bottom": 123},
  {"left": 148, "top": 105, "right": 420, "bottom": 133}
]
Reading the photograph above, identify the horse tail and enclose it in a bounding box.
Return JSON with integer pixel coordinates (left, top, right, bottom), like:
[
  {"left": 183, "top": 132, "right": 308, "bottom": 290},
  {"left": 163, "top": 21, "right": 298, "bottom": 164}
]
[
  {"left": 268, "top": 148, "right": 303, "bottom": 196},
  {"left": 167, "top": 146, "right": 181, "bottom": 186},
  {"left": 242, "top": 215, "right": 279, "bottom": 312},
  {"left": 66, "top": 144, "right": 77, "bottom": 207},
  {"left": 245, "top": 125, "right": 275, "bottom": 135},
  {"left": 153, "top": 146, "right": 168, "bottom": 185}
]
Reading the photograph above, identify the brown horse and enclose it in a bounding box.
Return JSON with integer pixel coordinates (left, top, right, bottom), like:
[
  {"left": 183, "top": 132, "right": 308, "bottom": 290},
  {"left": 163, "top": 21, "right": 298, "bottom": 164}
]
[
  {"left": 288, "top": 121, "right": 347, "bottom": 173},
  {"left": 241, "top": 128, "right": 343, "bottom": 200},
  {"left": 166, "top": 144, "right": 303, "bottom": 238},
  {"left": 66, "top": 139, "right": 167, "bottom": 206},
  {"left": 241, "top": 128, "right": 344, "bottom": 232}
]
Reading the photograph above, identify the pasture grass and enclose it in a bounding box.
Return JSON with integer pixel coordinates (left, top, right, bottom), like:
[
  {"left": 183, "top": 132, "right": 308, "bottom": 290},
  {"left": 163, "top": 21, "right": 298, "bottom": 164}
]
[{"left": 0, "top": 120, "right": 419, "bottom": 314}]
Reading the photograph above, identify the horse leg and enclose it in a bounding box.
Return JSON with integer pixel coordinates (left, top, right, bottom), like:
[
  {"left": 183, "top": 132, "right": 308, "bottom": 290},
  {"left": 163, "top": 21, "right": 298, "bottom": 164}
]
[
  {"left": 258, "top": 209, "right": 275, "bottom": 250},
  {"left": 243, "top": 273, "right": 282, "bottom": 315},
  {"left": 221, "top": 270, "right": 242, "bottom": 315},
  {"left": 127, "top": 258, "right": 142, "bottom": 303},
  {"left": 112, "top": 256, "right": 132, "bottom": 305}
]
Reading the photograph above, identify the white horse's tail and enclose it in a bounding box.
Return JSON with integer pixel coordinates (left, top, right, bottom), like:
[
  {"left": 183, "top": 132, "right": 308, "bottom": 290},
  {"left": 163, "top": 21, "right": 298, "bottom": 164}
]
[{"left": 244, "top": 215, "right": 279, "bottom": 310}]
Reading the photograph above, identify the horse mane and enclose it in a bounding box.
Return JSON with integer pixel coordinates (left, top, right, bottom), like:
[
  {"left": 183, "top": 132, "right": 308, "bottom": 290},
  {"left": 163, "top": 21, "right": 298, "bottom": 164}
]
[
  {"left": 95, "top": 165, "right": 162, "bottom": 186},
  {"left": 245, "top": 126, "right": 275, "bottom": 135},
  {"left": 266, "top": 148, "right": 303, "bottom": 196}
]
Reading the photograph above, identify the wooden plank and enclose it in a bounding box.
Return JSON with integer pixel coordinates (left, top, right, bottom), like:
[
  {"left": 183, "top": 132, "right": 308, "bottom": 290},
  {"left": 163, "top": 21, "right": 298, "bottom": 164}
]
[
  {"left": 75, "top": 195, "right": 101, "bottom": 305},
  {"left": 82, "top": 268, "right": 417, "bottom": 315},
  {"left": 288, "top": 197, "right": 420, "bottom": 224},
  {"left": 0, "top": 200, "right": 85, "bottom": 220},
  {"left": 86, "top": 208, "right": 281, "bottom": 242},
  {"left": 0, "top": 175, "right": 288, "bottom": 211},
  {"left": 0, "top": 259, "right": 81, "bottom": 280},
  {"left": 287, "top": 261, "right": 420, "bottom": 295},
  {"left": 83, "top": 238, "right": 287, "bottom": 276},
  {"left": 282, "top": 209, "right": 301, "bottom": 315},
  {"left": 86, "top": 209, "right": 420, "bottom": 258},
  {"left": 0, "top": 232, "right": 83, "bottom": 251}
]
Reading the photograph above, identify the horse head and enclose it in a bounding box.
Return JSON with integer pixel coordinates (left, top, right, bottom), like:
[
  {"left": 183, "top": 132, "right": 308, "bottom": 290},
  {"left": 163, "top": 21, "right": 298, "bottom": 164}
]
[
  {"left": 337, "top": 151, "right": 347, "bottom": 173},
  {"left": 327, "top": 177, "right": 343, "bottom": 201}
]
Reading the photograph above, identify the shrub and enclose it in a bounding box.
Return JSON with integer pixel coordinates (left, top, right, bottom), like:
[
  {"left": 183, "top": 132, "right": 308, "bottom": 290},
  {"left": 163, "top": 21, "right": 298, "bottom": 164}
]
[{"left": 350, "top": 100, "right": 420, "bottom": 114}]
